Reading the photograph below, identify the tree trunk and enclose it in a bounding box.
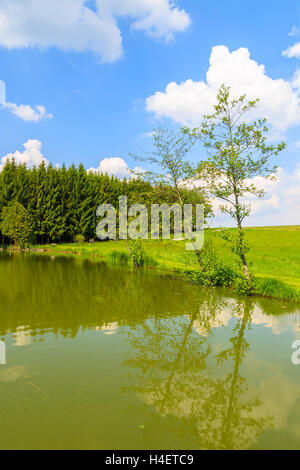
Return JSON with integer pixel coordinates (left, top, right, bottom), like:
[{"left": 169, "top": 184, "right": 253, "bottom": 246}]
[
  {"left": 237, "top": 223, "right": 250, "bottom": 282},
  {"left": 240, "top": 249, "right": 250, "bottom": 281},
  {"left": 234, "top": 188, "right": 250, "bottom": 283}
]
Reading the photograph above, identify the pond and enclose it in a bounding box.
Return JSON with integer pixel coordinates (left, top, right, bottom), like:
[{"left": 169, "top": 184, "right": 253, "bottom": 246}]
[{"left": 0, "top": 251, "right": 300, "bottom": 450}]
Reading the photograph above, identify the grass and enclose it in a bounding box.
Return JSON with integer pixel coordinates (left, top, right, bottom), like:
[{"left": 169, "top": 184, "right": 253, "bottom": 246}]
[
  {"left": 27, "top": 225, "right": 300, "bottom": 302},
  {"left": 209, "top": 226, "right": 300, "bottom": 290},
  {"left": 254, "top": 278, "right": 300, "bottom": 302}
]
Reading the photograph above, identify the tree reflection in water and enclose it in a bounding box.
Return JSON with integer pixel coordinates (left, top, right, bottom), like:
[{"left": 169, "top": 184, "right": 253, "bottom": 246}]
[
  {"left": 1, "top": 252, "right": 300, "bottom": 449},
  {"left": 123, "top": 295, "right": 273, "bottom": 450}
]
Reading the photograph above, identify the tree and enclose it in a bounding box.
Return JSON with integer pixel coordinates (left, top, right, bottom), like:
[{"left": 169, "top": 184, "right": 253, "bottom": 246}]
[
  {"left": 124, "top": 296, "right": 271, "bottom": 449},
  {"left": 131, "top": 126, "right": 212, "bottom": 262},
  {"left": 0, "top": 157, "right": 210, "bottom": 246},
  {"left": 184, "top": 85, "right": 286, "bottom": 284},
  {"left": 1, "top": 201, "right": 34, "bottom": 248},
  {"left": 131, "top": 126, "right": 195, "bottom": 205}
]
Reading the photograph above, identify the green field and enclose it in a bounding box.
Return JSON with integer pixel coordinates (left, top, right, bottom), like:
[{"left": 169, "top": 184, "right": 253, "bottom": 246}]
[
  {"left": 209, "top": 225, "right": 300, "bottom": 290},
  {"left": 30, "top": 225, "right": 300, "bottom": 299}
]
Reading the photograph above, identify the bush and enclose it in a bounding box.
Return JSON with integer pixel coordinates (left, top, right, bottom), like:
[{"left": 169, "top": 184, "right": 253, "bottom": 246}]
[
  {"left": 1, "top": 201, "right": 34, "bottom": 248},
  {"left": 74, "top": 234, "right": 85, "bottom": 244},
  {"left": 127, "top": 240, "right": 146, "bottom": 268},
  {"left": 184, "top": 240, "right": 237, "bottom": 287},
  {"left": 110, "top": 245, "right": 157, "bottom": 268},
  {"left": 143, "top": 255, "right": 158, "bottom": 267},
  {"left": 109, "top": 251, "right": 130, "bottom": 265},
  {"left": 235, "top": 276, "right": 255, "bottom": 295}
]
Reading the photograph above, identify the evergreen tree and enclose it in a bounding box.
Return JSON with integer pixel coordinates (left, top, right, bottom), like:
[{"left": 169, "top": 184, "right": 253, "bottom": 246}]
[{"left": 0, "top": 159, "right": 211, "bottom": 245}]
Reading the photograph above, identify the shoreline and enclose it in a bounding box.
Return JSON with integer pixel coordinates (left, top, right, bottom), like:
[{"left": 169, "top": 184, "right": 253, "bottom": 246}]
[{"left": 2, "top": 235, "right": 300, "bottom": 304}]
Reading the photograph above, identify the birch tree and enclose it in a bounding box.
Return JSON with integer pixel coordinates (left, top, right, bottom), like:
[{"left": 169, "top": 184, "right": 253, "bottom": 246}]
[{"left": 184, "top": 85, "right": 286, "bottom": 284}]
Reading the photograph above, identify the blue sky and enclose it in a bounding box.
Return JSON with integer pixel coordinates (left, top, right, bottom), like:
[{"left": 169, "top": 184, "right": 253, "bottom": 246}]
[{"left": 1, "top": 0, "right": 300, "bottom": 226}]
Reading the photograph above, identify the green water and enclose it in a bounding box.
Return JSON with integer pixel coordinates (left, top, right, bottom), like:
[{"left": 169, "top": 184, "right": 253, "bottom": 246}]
[{"left": 1, "top": 252, "right": 300, "bottom": 450}]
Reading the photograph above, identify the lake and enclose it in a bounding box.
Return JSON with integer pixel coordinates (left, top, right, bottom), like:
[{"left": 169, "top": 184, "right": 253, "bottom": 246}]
[{"left": 0, "top": 251, "right": 300, "bottom": 450}]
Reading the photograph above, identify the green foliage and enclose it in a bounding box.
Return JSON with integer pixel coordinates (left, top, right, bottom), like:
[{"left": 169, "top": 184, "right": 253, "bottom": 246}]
[
  {"left": 1, "top": 201, "right": 34, "bottom": 248},
  {"left": 131, "top": 126, "right": 212, "bottom": 217},
  {"left": 109, "top": 250, "right": 130, "bottom": 265},
  {"left": 220, "top": 228, "right": 250, "bottom": 275},
  {"left": 0, "top": 159, "right": 155, "bottom": 244},
  {"left": 126, "top": 239, "right": 158, "bottom": 268},
  {"left": 235, "top": 276, "right": 255, "bottom": 296},
  {"left": 186, "top": 85, "right": 286, "bottom": 215},
  {"left": 184, "top": 85, "right": 286, "bottom": 282},
  {"left": 131, "top": 126, "right": 212, "bottom": 268},
  {"left": 32, "top": 228, "right": 300, "bottom": 302},
  {"left": 0, "top": 159, "right": 211, "bottom": 245},
  {"left": 184, "top": 239, "right": 256, "bottom": 295},
  {"left": 131, "top": 126, "right": 195, "bottom": 189},
  {"left": 127, "top": 239, "right": 146, "bottom": 268},
  {"left": 254, "top": 278, "right": 300, "bottom": 302},
  {"left": 185, "top": 240, "right": 236, "bottom": 287},
  {"left": 74, "top": 234, "right": 85, "bottom": 244},
  {"left": 143, "top": 255, "right": 158, "bottom": 268}
]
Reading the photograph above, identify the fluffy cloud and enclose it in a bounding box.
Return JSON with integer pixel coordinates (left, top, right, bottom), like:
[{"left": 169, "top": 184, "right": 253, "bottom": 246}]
[
  {"left": 101, "top": 0, "right": 191, "bottom": 41},
  {"left": 0, "top": 140, "right": 49, "bottom": 170},
  {"left": 283, "top": 42, "right": 300, "bottom": 59},
  {"left": 212, "top": 166, "right": 300, "bottom": 227},
  {"left": 0, "top": 145, "right": 143, "bottom": 179},
  {"left": 88, "top": 157, "right": 144, "bottom": 179},
  {"left": 2, "top": 103, "right": 53, "bottom": 122},
  {"left": 283, "top": 24, "right": 300, "bottom": 58},
  {"left": 146, "top": 45, "right": 300, "bottom": 131},
  {"left": 0, "top": 0, "right": 190, "bottom": 63}
]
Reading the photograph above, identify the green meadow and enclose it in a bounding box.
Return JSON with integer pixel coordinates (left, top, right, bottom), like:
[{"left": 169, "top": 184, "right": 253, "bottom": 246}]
[
  {"left": 33, "top": 225, "right": 300, "bottom": 302},
  {"left": 209, "top": 226, "right": 300, "bottom": 289}
]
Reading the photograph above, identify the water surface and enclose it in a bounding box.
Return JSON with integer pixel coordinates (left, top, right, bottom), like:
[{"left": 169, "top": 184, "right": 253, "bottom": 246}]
[{"left": 1, "top": 251, "right": 300, "bottom": 450}]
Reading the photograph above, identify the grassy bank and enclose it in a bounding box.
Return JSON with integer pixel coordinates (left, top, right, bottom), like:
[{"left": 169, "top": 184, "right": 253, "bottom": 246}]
[{"left": 28, "top": 225, "right": 300, "bottom": 302}]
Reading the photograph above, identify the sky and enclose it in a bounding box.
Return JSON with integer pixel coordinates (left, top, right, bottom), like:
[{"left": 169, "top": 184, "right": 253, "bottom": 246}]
[{"left": 1, "top": 0, "right": 300, "bottom": 226}]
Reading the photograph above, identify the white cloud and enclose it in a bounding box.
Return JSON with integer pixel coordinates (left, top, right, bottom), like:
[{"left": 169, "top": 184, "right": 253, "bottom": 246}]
[
  {"left": 292, "top": 69, "right": 300, "bottom": 90},
  {"left": 212, "top": 165, "right": 300, "bottom": 227},
  {"left": 0, "top": 80, "right": 6, "bottom": 104},
  {"left": 283, "top": 42, "right": 300, "bottom": 59},
  {"left": 289, "top": 26, "right": 300, "bottom": 37},
  {"left": 88, "top": 157, "right": 144, "bottom": 179},
  {"left": 0, "top": 0, "right": 190, "bottom": 63},
  {"left": 0, "top": 145, "right": 143, "bottom": 179},
  {"left": 102, "top": 0, "right": 191, "bottom": 41},
  {"left": 140, "top": 131, "right": 155, "bottom": 138},
  {"left": 146, "top": 45, "right": 300, "bottom": 131},
  {"left": 2, "top": 103, "right": 53, "bottom": 122},
  {"left": 283, "top": 20, "right": 300, "bottom": 57},
  {"left": 0, "top": 140, "right": 49, "bottom": 170}
]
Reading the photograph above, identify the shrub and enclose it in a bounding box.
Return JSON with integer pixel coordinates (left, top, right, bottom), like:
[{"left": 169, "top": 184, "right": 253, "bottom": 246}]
[
  {"left": 74, "top": 234, "right": 85, "bottom": 244},
  {"left": 1, "top": 201, "right": 34, "bottom": 248},
  {"left": 235, "top": 276, "right": 255, "bottom": 295},
  {"left": 109, "top": 251, "right": 130, "bottom": 264},
  {"left": 143, "top": 255, "right": 158, "bottom": 267},
  {"left": 127, "top": 240, "right": 146, "bottom": 268},
  {"left": 184, "top": 240, "right": 236, "bottom": 287}
]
